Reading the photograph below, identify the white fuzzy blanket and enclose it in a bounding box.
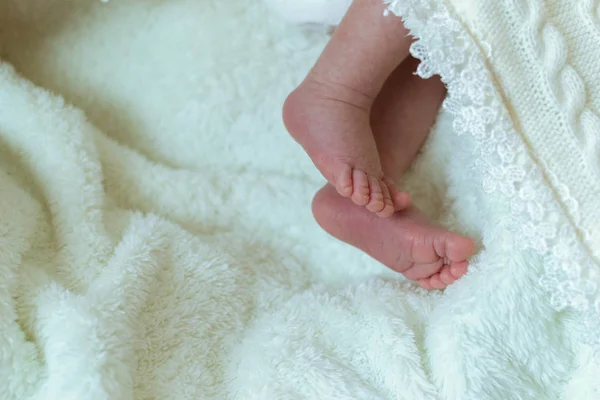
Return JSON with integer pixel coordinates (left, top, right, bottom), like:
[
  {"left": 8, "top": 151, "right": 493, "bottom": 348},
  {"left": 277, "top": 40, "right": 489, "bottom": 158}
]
[{"left": 0, "top": 1, "right": 596, "bottom": 399}]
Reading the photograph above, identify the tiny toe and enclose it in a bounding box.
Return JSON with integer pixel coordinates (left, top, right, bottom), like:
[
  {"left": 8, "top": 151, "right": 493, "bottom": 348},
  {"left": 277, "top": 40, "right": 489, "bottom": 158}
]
[
  {"left": 376, "top": 181, "right": 394, "bottom": 218},
  {"left": 418, "top": 278, "right": 433, "bottom": 290},
  {"left": 450, "top": 261, "right": 469, "bottom": 279},
  {"left": 383, "top": 177, "right": 411, "bottom": 210},
  {"left": 351, "top": 170, "right": 370, "bottom": 206},
  {"left": 366, "top": 176, "right": 386, "bottom": 213},
  {"left": 393, "top": 192, "right": 412, "bottom": 210},
  {"left": 335, "top": 164, "right": 354, "bottom": 197},
  {"left": 439, "top": 266, "right": 457, "bottom": 286},
  {"left": 429, "top": 274, "right": 447, "bottom": 290},
  {"left": 446, "top": 235, "right": 476, "bottom": 263}
]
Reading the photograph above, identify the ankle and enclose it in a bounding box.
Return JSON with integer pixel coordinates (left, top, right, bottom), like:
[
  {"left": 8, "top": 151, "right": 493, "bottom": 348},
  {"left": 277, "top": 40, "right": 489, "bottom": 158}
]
[{"left": 302, "top": 73, "right": 376, "bottom": 111}]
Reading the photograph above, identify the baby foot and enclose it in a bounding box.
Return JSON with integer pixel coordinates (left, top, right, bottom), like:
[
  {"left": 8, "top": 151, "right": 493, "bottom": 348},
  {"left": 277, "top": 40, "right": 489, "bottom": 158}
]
[
  {"left": 312, "top": 186, "right": 475, "bottom": 289},
  {"left": 283, "top": 78, "right": 410, "bottom": 217},
  {"left": 310, "top": 57, "right": 474, "bottom": 289}
]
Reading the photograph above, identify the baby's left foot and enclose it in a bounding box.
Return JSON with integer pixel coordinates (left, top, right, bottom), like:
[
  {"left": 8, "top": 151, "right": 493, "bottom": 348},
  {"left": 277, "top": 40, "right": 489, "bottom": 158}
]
[
  {"left": 282, "top": 0, "right": 414, "bottom": 217},
  {"left": 283, "top": 79, "right": 410, "bottom": 217}
]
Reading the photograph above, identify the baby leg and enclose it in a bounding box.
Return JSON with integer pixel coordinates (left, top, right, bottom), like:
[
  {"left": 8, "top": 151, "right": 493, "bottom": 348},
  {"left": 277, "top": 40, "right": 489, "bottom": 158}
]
[{"left": 284, "top": 0, "right": 412, "bottom": 217}]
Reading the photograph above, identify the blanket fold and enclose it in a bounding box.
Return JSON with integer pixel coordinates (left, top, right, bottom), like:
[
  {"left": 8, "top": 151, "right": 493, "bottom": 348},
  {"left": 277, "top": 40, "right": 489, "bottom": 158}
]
[{"left": 1, "top": 0, "right": 599, "bottom": 399}]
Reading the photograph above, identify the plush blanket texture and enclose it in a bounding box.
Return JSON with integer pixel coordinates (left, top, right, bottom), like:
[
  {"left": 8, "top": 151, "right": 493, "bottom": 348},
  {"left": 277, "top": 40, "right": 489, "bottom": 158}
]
[{"left": 0, "top": 0, "right": 599, "bottom": 399}]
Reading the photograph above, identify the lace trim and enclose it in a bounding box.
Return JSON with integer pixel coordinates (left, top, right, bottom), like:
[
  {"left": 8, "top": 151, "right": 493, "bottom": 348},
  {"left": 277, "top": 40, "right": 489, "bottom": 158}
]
[{"left": 384, "top": 0, "right": 600, "bottom": 348}]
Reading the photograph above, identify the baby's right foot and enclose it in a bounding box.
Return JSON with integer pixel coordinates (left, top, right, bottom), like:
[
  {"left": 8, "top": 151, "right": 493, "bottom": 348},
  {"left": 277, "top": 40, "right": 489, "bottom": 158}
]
[
  {"left": 283, "top": 78, "right": 410, "bottom": 217},
  {"left": 312, "top": 186, "right": 475, "bottom": 289}
]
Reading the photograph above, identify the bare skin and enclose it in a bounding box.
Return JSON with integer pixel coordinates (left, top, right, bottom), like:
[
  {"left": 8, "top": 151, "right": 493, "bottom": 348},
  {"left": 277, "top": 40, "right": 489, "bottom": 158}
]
[
  {"left": 310, "top": 56, "right": 475, "bottom": 289},
  {"left": 283, "top": 0, "right": 412, "bottom": 217}
]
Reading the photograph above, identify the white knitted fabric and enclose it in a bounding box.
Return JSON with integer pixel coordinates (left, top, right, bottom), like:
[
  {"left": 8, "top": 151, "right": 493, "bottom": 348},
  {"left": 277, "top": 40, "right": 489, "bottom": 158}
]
[{"left": 1, "top": 0, "right": 600, "bottom": 399}]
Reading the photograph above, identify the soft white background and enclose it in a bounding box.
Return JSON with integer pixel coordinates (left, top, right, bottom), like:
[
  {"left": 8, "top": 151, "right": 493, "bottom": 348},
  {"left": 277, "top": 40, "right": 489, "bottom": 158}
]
[{"left": 0, "top": 0, "right": 587, "bottom": 399}]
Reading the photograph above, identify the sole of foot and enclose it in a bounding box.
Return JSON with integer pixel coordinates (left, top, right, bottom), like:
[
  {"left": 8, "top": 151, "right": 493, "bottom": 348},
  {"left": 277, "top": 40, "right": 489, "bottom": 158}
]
[{"left": 312, "top": 184, "right": 475, "bottom": 289}]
